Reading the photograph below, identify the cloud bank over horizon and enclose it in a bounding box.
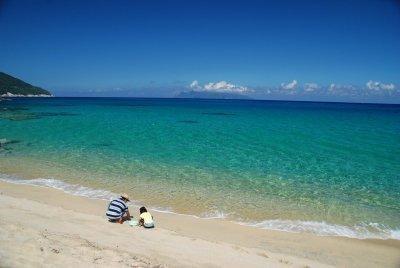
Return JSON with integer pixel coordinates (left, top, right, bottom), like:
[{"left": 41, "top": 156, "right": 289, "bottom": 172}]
[
  {"left": 189, "top": 80, "right": 252, "bottom": 94},
  {"left": 51, "top": 79, "right": 399, "bottom": 103},
  {"left": 248, "top": 79, "right": 399, "bottom": 103}
]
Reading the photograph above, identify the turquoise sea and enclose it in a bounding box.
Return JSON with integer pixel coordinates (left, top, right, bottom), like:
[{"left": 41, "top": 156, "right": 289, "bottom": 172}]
[{"left": 1, "top": 98, "right": 399, "bottom": 239}]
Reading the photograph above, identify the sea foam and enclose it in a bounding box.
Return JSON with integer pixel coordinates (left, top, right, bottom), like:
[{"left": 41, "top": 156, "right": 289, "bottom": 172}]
[
  {"left": 1, "top": 173, "right": 399, "bottom": 240},
  {"left": 0, "top": 173, "right": 116, "bottom": 201},
  {"left": 240, "top": 219, "right": 400, "bottom": 240}
]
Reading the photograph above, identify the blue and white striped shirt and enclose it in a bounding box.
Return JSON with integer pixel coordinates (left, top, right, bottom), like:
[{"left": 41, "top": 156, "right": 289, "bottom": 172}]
[{"left": 106, "top": 197, "right": 128, "bottom": 220}]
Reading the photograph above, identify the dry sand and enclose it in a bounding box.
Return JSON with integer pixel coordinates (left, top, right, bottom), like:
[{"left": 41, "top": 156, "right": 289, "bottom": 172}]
[{"left": 0, "top": 181, "right": 399, "bottom": 267}]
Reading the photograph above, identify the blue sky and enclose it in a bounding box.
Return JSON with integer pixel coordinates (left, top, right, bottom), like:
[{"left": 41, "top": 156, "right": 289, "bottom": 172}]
[{"left": 0, "top": 0, "right": 399, "bottom": 102}]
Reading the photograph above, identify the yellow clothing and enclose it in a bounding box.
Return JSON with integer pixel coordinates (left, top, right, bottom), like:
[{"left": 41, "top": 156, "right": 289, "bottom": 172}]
[{"left": 140, "top": 212, "right": 153, "bottom": 224}]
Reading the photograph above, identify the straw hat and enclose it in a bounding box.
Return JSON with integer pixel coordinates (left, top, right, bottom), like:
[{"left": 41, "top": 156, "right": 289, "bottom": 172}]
[{"left": 121, "top": 193, "right": 130, "bottom": 201}]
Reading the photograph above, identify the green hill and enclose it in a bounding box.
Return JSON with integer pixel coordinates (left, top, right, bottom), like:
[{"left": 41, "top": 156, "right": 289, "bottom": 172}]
[{"left": 0, "top": 72, "right": 51, "bottom": 96}]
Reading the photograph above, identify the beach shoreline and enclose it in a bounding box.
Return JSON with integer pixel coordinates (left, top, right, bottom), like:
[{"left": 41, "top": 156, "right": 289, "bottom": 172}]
[
  {"left": 0, "top": 180, "right": 399, "bottom": 267},
  {"left": 1, "top": 160, "right": 399, "bottom": 241}
]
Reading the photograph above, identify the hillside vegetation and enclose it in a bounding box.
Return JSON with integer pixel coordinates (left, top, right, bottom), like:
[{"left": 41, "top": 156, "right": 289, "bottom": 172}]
[{"left": 0, "top": 72, "right": 51, "bottom": 96}]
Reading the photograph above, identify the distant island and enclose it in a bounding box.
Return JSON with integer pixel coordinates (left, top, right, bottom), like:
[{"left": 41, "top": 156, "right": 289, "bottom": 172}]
[
  {"left": 176, "top": 90, "right": 251, "bottom": 100},
  {"left": 0, "top": 72, "right": 52, "bottom": 97}
]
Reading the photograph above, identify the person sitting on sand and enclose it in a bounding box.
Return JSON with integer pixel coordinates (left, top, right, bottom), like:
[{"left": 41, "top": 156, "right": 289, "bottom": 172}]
[
  {"left": 106, "top": 193, "right": 131, "bottom": 224},
  {"left": 138, "top": 206, "right": 154, "bottom": 228}
]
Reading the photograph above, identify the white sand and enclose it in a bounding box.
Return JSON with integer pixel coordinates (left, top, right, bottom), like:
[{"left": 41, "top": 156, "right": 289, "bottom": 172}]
[{"left": 0, "top": 181, "right": 399, "bottom": 267}]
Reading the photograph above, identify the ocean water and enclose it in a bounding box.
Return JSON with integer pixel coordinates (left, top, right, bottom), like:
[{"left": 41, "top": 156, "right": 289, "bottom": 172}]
[{"left": 1, "top": 97, "right": 399, "bottom": 239}]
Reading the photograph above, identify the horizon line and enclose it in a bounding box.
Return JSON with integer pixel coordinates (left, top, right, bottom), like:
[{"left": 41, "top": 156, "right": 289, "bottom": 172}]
[{"left": 7, "top": 96, "right": 400, "bottom": 106}]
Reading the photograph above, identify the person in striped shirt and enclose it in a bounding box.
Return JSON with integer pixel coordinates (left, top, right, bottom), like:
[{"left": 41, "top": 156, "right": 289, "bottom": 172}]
[{"left": 106, "top": 193, "right": 131, "bottom": 224}]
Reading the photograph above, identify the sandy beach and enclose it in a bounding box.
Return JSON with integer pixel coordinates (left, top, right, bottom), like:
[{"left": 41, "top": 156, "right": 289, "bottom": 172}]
[{"left": 0, "top": 181, "right": 399, "bottom": 267}]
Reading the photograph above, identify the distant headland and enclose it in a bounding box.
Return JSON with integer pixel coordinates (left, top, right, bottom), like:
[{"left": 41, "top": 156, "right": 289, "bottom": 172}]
[{"left": 0, "top": 72, "right": 52, "bottom": 97}]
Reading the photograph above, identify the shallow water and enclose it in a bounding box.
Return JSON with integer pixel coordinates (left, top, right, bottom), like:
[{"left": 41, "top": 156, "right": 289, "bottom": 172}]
[{"left": 1, "top": 97, "right": 399, "bottom": 239}]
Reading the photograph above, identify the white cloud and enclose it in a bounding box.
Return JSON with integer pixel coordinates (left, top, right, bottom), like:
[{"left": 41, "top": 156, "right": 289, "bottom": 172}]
[
  {"left": 189, "top": 80, "right": 251, "bottom": 94},
  {"left": 280, "top": 80, "right": 298, "bottom": 90},
  {"left": 366, "top": 80, "right": 395, "bottom": 91},
  {"left": 189, "top": 80, "right": 201, "bottom": 90},
  {"left": 304, "top": 83, "right": 319, "bottom": 92},
  {"left": 328, "top": 83, "right": 355, "bottom": 92}
]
